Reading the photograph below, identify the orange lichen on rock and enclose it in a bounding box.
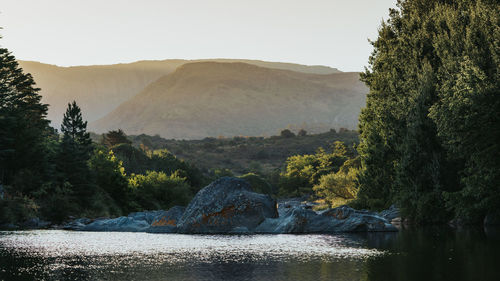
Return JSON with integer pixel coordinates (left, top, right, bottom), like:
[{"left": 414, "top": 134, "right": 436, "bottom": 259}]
[
  {"left": 326, "top": 209, "right": 348, "bottom": 220},
  {"left": 201, "top": 205, "right": 237, "bottom": 225},
  {"left": 151, "top": 216, "right": 177, "bottom": 227}
]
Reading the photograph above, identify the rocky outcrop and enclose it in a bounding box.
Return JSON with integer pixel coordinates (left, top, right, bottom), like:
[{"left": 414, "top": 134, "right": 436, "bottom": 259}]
[
  {"left": 62, "top": 208, "right": 186, "bottom": 232},
  {"left": 62, "top": 218, "right": 92, "bottom": 231},
  {"left": 81, "top": 216, "right": 151, "bottom": 232},
  {"left": 379, "top": 205, "right": 400, "bottom": 222},
  {"left": 176, "top": 177, "right": 278, "bottom": 233},
  {"left": 147, "top": 206, "right": 185, "bottom": 233},
  {"left": 255, "top": 205, "right": 397, "bottom": 233},
  {"left": 62, "top": 177, "right": 397, "bottom": 234}
]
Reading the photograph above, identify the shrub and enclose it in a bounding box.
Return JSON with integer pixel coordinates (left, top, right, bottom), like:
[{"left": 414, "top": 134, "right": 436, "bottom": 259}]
[{"left": 128, "top": 171, "right": 192, "bottom": 211}]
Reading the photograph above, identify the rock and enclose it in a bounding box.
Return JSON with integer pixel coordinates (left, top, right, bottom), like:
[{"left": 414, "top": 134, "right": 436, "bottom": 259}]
[
  {"left": 320, "top": 206, "right": 397, "bottom": 232},
  {"left": 379, "top": 205, "right": 400, "bottom": 222},
  {"left": 63, "top": 218, "right": 92, "bottom": 230},
  {"left": 255, "top": 207, "right": 319, "bottom": 233},
  {"left": 255, "top": 205, "right": 397, "bottom": 233},
  {"left": 82, "top": 216, "right": 150, "bottom": 232},
  {"left": 128, "top": 210, "right": 167, "bottom": 224},
  {"left": 60, "top": 179, "right": 396, "bottom": 234},
  {"left": 147, "top": 206, "right": 185, "bottom": 233},
  {"left": 229, "top": 226, "right": 251, "bottom": 234},
  {"left": 177, "top": 177, "right": 278, "bottom": 233}
]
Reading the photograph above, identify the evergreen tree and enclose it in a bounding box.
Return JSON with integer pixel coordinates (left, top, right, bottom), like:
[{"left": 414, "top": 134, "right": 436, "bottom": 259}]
[
  {"left": 102, "top": 129, "right": 131, "bottom": 148},
  {"left": 356, "top": 0, "right": 499, "bottom": 222},
  {"left": 57, "top": 101, "right": 94, "bottom": 210},
  {"left": 0, "top": 45, "right": 50, "bottom": 193}
]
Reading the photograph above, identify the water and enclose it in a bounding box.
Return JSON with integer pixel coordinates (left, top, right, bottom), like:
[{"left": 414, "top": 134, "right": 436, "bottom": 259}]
[{"left": 0, "top": 228, "right": 499, "bottom": 281}]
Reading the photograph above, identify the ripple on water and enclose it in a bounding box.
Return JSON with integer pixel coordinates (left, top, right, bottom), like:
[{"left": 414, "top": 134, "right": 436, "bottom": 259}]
[
  {"left": 0, "top": 230, "right": 384, "bottom": 262},
  {"left": 0, "top": 230, "right": 387, "bottom": 281}
]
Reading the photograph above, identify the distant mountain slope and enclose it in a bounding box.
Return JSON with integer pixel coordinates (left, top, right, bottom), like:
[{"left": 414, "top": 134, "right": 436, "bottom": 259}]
[
  {"left": 89, "top": 62, "right": 366, "bottom": 139},
  {"left": 18, "top": 59, "right": 340, "bottom": 128}
]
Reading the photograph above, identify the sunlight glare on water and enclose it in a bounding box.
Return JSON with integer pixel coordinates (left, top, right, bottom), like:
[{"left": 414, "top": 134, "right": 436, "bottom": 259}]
[
  {"left": 0, "top": 230, "right": 385, "bottom": 281},
  {"left": 0, "top": 230, "right": 383, "bottom": 261}
]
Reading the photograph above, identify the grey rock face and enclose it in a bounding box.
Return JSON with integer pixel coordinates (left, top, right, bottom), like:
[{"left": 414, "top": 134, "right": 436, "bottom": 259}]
[
  {"left": 147, "top": 206, "right": 185, "bottom": 233},
  {"left": 177, "top": 177, "right": 278, "bottom": 233},
  {"left": 255, "top": 205, "right": 397, "bottom": 233},
  {"left": 128, "top": 210, "right": 167, "bottom": 224},
  {"left": 63, "top": 218, "right": 92, "bottom": 231},
  {"left": 82, "top": 216, "right": 151, "bottom": 232},
  {"left": 379, "top": 205, "right": 400, "bottom": 222}
]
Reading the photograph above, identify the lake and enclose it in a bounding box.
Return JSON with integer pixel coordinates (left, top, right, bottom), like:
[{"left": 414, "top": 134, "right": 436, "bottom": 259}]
[{"left": 1, "top": 228, "right": 499, "bottom": 281}]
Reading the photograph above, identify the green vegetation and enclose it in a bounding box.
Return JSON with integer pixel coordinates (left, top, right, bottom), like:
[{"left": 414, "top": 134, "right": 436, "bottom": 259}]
[
  {"left": 278, "top": 141, "right": 360, "bottom": 206},
  {"left": 0, "top": 47, "right": 356, "bottom": 224},
  {"left": 109, "top": 129, "right": 359, "bottom": 176},
  {"left": 355, "top": 0, "right": 499, "bottom": 223},
  {"left": 1, "top": 0, "right": 497, "bottom": 226},
  {"left": 313, "top": 157, "right": 361, "bottom": 207}
]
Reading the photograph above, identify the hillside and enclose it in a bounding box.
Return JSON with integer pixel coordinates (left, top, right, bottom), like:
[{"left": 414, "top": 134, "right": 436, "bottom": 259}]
[
  {"left": 124, "top": 129, "right": 360, "bottom": 176},
  {"left": 18, "top": 59, "right": 340, "bottom": 128},
  {"left": 89, "top": 62, "right": 367, "bottom": 139}
]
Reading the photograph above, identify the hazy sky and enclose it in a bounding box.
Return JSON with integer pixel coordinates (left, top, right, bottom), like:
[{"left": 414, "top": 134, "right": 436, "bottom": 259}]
[{"left": 0, "top": 0, "right": 397, "bottom": 72}]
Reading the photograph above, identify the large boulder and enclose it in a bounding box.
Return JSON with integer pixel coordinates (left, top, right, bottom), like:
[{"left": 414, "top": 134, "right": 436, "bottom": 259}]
[
  {"left": 255, "top": 205, "right": 397, "bottom": 233},
  {"left": 147, "top": 206, "right": 185, "bottom": 233},
  {"left": 177, "top": 177, "right": 278, "bottom": 233}
]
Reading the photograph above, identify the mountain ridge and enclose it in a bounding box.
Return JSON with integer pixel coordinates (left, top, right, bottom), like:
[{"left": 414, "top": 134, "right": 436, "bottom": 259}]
[
  {"left": 18, "top": 59, "right": 341, "bottom": 128},
  {"left": 89, "top": 61, "right": 366, "bottom": 139}
]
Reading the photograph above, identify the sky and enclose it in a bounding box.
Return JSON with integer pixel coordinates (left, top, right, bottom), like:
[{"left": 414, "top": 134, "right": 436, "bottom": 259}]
[{"left": 0, "top": 0, "right": 397, "bottom": 72}]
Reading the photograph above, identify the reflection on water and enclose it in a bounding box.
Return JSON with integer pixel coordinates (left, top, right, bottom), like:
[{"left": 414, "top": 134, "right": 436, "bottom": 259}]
[{"left": 0, "top": 229, "right": 499, "bottom": 281}]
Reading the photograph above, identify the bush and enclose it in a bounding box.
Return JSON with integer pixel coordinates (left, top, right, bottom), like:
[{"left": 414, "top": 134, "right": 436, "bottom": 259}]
[
  {"left": 277, "top": 142, "right": 352, "bottom": 197},
  {"left": 313, "top": 157, "right": 360, "bottom": 208},
  {"left": 128, "top": 171, "right": 192, "bottom": 211}
]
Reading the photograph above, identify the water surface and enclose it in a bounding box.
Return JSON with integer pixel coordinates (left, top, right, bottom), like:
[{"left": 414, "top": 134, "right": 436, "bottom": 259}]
[{"left": 0, "top": 228, "right": 499, "bottom": 281}]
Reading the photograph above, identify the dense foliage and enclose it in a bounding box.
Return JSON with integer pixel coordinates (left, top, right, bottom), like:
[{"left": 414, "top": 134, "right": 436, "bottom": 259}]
[
  {"left": 278, "top": 141, "right": 358, "bottom": 201},
  {"left": 356, "top": 0, "right": 499, "bottom": 223}
]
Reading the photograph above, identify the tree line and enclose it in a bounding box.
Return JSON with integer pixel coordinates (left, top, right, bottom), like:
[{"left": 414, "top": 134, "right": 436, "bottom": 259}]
[{"left": 354, "top": 0, "right": 499, "bottom": 223}]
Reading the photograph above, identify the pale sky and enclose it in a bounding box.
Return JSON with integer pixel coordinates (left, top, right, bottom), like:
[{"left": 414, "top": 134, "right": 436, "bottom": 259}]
[{"left": 0, "top": 0, "right": 397, "bottom": 72}]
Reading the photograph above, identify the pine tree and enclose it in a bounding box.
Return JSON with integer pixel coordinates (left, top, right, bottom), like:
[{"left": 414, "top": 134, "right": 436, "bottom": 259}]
[
  {"left": 57, "top": 101, "right": 94, "bottom": 209},
  {"left": 102, "top": 129, "right": 131, "bottom": 148},
  {"left": 0, "top": 45, "right": 50, "bottom": 193}
]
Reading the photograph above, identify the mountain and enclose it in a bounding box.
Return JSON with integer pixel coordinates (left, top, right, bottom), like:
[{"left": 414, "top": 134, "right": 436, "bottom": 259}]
[
  {"left": 89, "top": 62, "right": 367, "bottom": 139},
  {"left": 18, "top": 59, "right": 340, "bottom": 129}
]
